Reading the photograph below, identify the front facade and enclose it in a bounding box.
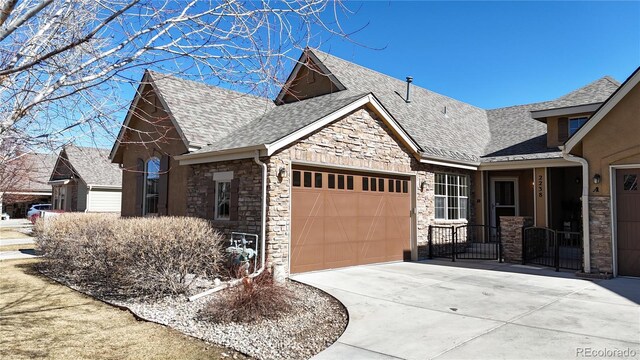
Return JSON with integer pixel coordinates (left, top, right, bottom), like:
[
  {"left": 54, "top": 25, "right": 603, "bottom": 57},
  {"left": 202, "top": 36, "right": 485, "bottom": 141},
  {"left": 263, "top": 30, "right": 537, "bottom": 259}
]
[
  {"left": 111, "top": 49, "right": 639, "bottom": 277},
  {"left": 50, "top": 146, "right": 122, "bottom": 213}
]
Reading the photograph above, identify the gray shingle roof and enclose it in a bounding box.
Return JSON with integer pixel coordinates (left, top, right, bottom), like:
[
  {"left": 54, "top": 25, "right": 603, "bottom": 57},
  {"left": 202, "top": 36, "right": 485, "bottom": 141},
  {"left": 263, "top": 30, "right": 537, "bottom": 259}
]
[
  {"left": 530, "top": 76, "right": 620, "bottom": 111},
  {"left": 311, "top": 50, "right": 489, "bottom": 163},
  {"left": 147, "top": 50, "right": 620, "bottom": 165},
  {"left": 194, "top": 91, "right": 369, "bottom": 153},
  {"left": 63, "top": 146, "right": 122, "bottom": 187},
  {"left": 148, "top": 71, "right": 275, "bottom": 147}
]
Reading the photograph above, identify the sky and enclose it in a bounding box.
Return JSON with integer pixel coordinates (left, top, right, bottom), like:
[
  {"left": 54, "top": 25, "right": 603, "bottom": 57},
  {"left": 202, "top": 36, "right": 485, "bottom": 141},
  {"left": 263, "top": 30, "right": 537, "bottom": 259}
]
[{"left": 317, "top": 1, "right": 640, "bottom": 109}]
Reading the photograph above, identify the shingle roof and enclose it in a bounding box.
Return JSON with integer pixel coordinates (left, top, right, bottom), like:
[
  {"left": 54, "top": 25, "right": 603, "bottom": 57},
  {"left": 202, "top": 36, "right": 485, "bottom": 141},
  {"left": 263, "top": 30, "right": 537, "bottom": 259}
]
[
  {"left": 311, "top": 50, "right": 489, "bottom": 163},
  {"left": 6, "top": 153, "right": 58, "bottom": 193},
  {"left": 530, "top": 76, "right": 620, "bottom": 111},
  {"left": 482, "top": 77, "right": 620, "bottom": 162},
  {"left": 146, "top": 50, "right": 620, "bottom": 165},
  {"left": 62, "top": 146, "right": 122, "bottom": 187},
  {"left": 148, "top": 71, "right": 275, "bottom": 147},
  {"left": 194, "top": 91, "right": 369, "bottom": 153}
]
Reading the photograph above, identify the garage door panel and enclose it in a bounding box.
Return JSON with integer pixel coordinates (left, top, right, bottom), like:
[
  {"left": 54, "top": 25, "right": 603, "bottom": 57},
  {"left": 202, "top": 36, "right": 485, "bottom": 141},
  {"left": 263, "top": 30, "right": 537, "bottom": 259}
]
[{"left": 291, "top": 167, "right": 411, "bottom": 274}]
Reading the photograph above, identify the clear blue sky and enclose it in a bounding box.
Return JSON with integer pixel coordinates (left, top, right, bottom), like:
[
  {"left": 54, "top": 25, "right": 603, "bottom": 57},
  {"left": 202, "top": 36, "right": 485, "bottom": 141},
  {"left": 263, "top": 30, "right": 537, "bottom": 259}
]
[{"left": 319, "top": 1, "right": 640, "bottom": 109}]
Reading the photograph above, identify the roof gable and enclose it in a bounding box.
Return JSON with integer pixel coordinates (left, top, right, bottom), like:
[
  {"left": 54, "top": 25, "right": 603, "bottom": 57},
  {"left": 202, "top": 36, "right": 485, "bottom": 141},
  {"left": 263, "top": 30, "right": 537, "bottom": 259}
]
[
  {"left": 54, "top": 146, "right": 122, "bottom": 187},
  {"left": 565, "top": 67, "right": 640, "bottom": 152}
]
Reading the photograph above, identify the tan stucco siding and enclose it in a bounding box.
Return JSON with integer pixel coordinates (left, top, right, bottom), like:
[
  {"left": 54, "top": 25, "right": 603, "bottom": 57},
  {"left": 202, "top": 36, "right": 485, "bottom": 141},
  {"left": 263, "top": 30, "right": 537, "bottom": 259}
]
[
  {"left": 547, "top": 112, "right": 593, "bottom": 148},
  {"left": 115, "top": 85, "right": 190, "bottom": 216},
  {"left": 280, "top": 63, "right": 340, "bottom": 103},
  {"left": 580, "top": 83, "right": 640, "bottom": 196}
]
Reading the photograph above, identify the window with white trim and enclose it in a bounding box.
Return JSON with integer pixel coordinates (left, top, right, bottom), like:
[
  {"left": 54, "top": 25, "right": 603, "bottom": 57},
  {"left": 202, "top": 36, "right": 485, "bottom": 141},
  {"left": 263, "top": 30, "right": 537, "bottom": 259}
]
[
  {"left": 213, "top": 171, "right": 233, "bottom": 220},
  {"left": 569, "top": 117, "right": 588, "bottom": 136},
  {"left": 435, "top": 173, "right": 468, "bottom": 220}
]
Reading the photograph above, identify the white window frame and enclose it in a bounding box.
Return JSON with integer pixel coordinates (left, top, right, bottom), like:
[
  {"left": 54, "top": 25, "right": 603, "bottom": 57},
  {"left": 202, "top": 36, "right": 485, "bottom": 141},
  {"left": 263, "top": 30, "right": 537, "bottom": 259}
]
[
  {"left": 213, "top": 171, "right": 233, "bottom": 221},
  {"left": 434, "top": 173, "right": 469, "bottom": 220},
  {"left": 568, "top": 116, "right": 589, "bottom": 137},
  {"left": 143, "top": 157, "right": 160, "bottom": 216}
]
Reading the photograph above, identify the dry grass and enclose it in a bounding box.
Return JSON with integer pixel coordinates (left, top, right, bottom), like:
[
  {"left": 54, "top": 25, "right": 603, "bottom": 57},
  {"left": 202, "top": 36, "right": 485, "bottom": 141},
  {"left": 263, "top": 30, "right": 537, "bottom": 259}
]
[
  {"left": 0, "top": 259, "right": 245, "bottom": 360},
  {"left": 0, "top": 228, "right": 31, "bottom": 239}
]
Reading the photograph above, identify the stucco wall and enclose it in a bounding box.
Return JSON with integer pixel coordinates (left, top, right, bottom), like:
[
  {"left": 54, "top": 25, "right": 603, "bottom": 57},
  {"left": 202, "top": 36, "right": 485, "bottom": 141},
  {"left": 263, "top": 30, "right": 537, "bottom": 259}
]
[{"left": 114, "top": 85, "right": 190, "bottom": 217}]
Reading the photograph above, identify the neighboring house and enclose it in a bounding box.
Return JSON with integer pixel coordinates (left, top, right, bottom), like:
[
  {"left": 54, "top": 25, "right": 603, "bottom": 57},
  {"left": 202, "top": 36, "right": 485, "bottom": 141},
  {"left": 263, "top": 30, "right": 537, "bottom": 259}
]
[
  {"left": 50, "top": 145, "right": 122, "bottom": 213},
  {"left": 110, "top": 48, "right": 639, "bottom": 277},
  {"left": 1, "top": 152, "right": 58, "bottom": 218}
]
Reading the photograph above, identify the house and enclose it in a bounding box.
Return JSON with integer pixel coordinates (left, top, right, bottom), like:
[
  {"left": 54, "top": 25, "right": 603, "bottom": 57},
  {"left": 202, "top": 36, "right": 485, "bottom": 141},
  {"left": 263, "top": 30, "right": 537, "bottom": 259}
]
[
  {"left": 0, "top": 152, "right": 58, "bottom": 218},
  {"left": 110, "top": 49, "right": 639, "bottom": 277},
  {"left": 49, "top": 145, "right": 122, "bottom": 213}
]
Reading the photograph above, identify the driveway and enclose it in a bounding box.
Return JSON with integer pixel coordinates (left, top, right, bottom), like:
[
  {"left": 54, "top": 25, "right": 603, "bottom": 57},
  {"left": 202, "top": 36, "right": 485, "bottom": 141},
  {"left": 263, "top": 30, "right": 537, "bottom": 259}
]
[{"left": 292, "top": 260, "right": 640, "bottom": 360}]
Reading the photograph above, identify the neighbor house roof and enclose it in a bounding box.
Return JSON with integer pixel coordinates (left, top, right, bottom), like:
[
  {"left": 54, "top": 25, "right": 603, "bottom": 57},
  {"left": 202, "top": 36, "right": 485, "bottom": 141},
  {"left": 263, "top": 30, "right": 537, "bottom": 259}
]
[
  {"left": 5, "top": 152, "right": 58, "bottom": 193},
  {"left": 54, "top": 146, "right": 122, "bottom": 187}
]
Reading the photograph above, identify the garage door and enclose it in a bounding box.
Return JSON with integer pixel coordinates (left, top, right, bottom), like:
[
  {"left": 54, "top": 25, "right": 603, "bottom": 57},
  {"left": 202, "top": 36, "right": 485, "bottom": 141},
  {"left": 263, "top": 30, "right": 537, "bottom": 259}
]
[
  {"left": 616, "top": 168, "right": 640, "bottom": 277},
  {"left": 291, "top": 167, "right": 411, "bottom": 273}
]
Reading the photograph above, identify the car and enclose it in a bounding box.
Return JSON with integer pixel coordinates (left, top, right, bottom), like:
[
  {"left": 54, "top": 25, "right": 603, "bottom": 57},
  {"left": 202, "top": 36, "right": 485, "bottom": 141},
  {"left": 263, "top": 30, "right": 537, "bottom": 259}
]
[
  {"left": 1, "top": 212, "right": 9, "bottom": 220},
  {"left": 27, "top": 204, "right": 52, "bottom": 223}
]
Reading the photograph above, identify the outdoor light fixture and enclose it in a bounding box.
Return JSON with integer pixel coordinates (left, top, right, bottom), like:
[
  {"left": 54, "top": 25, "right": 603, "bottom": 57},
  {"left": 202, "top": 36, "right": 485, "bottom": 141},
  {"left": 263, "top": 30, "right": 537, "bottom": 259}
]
[
  {"left": 593, "top": 174, "right": 601, "bottom": 184},
  {"left": 420, "top": 180, "right": 428, "bottom": 192},
  {"left": 277, "top": 166, "right": 286, "bottom": 178}
]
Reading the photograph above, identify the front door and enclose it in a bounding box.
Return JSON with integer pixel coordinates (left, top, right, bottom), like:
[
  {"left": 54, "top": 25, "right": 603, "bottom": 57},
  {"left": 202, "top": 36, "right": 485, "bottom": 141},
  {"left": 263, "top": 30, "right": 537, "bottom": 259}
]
[
  {"left": 490, "top": 178, "right": 518, "bottom": 230},
  {"left": 616, "top": 168, "right": 640, "bottom": 277}
]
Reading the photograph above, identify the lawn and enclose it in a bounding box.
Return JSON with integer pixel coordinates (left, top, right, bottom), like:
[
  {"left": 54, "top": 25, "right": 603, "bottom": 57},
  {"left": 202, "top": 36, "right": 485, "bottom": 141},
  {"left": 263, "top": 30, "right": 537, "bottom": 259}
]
[
  {"left": 0, "top": 228, "right": 32, "bottom": 239},
  {"left": 0, "top": 259, "right": 246, "bottom": 360}
]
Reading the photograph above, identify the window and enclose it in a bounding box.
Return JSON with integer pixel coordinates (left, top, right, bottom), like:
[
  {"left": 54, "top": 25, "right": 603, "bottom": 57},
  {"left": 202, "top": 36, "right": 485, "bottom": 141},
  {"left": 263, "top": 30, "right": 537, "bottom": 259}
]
[
  {"left": 337, "top": 175, "right": 345, "bottom": 189},
  {"left": 144, "top": 157, "right": 160, "bottom": 215},
  {"left": 363, "top": 177, "right": 369, "bottom": 191},
  {"left": 292, "top": 171, "right": 301, "bottom": 187},
  {"left": 347, "top": 176, "right": 354, "bottom": 190},
  {"left": 215, "top": 181, "right": 231, "bottom": 219},
  {"left": 403, "top": 180, "right": 409, "bottom": 194},
  {"left": 435, "top": 173, "right": 468, "bottom": 220},
  {"left": 396, "top": 180, "right": 402, "bottom": 193},
  {"left": 303, "top": 172, "right": 312, "bottom": 188},
  {"left": 378, "top": 178, "right": 384, "bottom": 192},
  {"left": 315, "top": 173, "right": 323, "bottom": 188},
  {"left": 54, "top": 186, "right": 66, "bottom": 210},
  {"left": 371, "top": 177, "right": 377, "bottom": 191},
  {"left": 623, "top": 174, "right": 638, "bottom": 191},
  {"left": 389, "top": 179, "right": 394, "bottom": 192},
  {"left": 569, "top": 117, "right": 588, "bottom": 136},
  {"left": 328, "top": 174, "right": 335, "bottom": 189}
]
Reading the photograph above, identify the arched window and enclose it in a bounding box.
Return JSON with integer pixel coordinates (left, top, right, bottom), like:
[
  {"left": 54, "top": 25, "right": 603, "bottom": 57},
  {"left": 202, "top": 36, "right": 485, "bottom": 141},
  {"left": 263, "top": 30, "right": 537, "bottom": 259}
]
[{"left": 144, "top": 157, "right": 160, "bottom": 215}]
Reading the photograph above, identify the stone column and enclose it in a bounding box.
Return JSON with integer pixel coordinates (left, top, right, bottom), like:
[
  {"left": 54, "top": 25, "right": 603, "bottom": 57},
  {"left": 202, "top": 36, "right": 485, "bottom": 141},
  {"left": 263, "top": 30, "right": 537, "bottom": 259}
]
[{"left": 500, "top": 216, "right": 533, "bottom": 263}]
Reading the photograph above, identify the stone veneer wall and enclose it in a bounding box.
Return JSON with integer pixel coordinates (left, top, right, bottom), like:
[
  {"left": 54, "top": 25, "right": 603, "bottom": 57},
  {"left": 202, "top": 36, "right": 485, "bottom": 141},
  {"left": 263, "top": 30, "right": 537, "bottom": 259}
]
[
  {"left": 589, "top": 197, "right": 613, "bottom": 274},
  {"left": 500, "top": 216, "right": 533, "bottom": 263},
  {"left": 186, "top": 159, "right": 263, "bottom": 238}
]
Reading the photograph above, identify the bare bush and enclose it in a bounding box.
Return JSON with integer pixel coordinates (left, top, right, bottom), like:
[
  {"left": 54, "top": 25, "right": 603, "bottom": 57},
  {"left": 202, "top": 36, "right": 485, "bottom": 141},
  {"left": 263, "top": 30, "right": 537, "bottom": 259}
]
[
  {"left": 200, "top": 271, "right": 294, "bottom": 324},
  {"left": 35, "top": 214, "right": 224, "bottom": 297}
]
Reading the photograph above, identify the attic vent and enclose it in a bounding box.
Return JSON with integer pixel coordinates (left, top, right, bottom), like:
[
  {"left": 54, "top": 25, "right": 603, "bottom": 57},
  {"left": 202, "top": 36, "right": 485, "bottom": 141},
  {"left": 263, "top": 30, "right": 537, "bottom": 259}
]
[{"left": 405, "top": 76, "right": 413, "bottom": 103}]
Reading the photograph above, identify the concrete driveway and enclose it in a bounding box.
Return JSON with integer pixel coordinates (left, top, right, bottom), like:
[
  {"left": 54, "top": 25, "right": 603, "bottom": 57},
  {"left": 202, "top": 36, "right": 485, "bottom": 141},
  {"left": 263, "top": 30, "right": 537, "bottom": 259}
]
[{"left": 292, "top": 260, "right": 640, "bottom": 360}]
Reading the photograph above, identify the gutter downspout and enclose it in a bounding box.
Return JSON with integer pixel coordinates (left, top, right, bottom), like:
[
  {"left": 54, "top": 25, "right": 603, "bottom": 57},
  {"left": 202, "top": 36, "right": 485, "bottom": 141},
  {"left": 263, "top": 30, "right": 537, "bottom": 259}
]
[
  {"left": 189, "top": 150, "right": 267, "bottom": 301},
  {"left": 562, "top": 149, "right": 591, "bottom": 273},
  {"left": 85, "top": 185, "right": 92, "bottom": 212}
]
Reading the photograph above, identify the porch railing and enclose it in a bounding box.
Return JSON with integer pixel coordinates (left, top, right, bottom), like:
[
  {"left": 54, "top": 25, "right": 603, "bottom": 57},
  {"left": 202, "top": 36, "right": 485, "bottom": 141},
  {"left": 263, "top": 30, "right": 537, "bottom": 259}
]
[
  {"left": 427, "top": 224, "right": 502, "bottom": 262},
  {"left": 522, "top": 227, "right": 583, "bottom": 271}
]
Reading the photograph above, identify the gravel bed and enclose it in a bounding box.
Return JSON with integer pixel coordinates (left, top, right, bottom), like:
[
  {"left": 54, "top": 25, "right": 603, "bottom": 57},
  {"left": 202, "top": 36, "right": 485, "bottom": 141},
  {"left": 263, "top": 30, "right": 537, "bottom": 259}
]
[{"left": 45, "top": 273, "right": 348, "bottom": 360}]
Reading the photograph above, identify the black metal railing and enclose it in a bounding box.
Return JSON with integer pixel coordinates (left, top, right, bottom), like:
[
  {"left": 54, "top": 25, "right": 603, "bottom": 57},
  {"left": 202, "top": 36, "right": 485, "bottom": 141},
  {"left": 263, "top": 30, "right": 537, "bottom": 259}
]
[
  {"left": 522, "top": 227, "right": 583, "bottom": 271},
  {"left": 427, "top": 224, "right": 502, "bottom": 262}
]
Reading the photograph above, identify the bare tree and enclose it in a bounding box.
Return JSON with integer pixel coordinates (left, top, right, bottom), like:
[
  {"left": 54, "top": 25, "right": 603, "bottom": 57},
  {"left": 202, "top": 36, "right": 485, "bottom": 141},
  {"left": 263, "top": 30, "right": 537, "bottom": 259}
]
[{"left": 0, "top": 0, "right": 357, "bottom": 166}]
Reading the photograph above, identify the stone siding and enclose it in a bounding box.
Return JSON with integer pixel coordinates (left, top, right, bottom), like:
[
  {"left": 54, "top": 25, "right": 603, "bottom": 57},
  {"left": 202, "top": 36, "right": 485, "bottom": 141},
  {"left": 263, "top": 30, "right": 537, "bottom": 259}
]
[
  {"left": 589, "top": 196, "right": 612, "bottom": 274},
  {"left": 500, "top": 216, "right": 533, "bottom": 263},
  {"left": 186, "top": 159, "right": 263, "bottom": 239}
]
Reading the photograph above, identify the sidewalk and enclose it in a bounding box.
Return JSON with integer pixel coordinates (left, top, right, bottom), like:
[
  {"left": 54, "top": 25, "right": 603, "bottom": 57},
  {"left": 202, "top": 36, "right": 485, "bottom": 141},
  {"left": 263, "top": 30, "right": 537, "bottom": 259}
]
[{"left": 0, "top": 249, "right": 39, "bottom": 260}]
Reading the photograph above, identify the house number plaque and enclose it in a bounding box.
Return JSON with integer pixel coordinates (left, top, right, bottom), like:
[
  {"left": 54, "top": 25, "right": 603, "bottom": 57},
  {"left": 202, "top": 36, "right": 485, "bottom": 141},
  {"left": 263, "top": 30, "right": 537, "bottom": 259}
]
[{"left": 537, "top": 174, "right": 544, "bottom": 198}]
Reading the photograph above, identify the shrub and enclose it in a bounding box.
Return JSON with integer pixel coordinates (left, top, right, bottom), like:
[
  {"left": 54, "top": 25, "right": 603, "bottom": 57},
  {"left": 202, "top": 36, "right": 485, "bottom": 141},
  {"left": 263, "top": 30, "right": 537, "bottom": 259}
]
[
  {"left": 199, "top": 270, "right": 294, "bottom": 324},
  {"left": 35, "top": 214, "right": 224, "bottom": 298}
]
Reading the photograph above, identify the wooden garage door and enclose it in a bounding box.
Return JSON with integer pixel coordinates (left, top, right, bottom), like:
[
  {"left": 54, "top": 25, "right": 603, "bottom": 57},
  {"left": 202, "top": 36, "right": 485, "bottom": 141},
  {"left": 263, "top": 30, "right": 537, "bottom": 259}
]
[
  {"left": 291, "top": 167, "right": 411, "bottom": 273},
  {"left": 616, "top": 168, "right": 640, "bottom": 277}
]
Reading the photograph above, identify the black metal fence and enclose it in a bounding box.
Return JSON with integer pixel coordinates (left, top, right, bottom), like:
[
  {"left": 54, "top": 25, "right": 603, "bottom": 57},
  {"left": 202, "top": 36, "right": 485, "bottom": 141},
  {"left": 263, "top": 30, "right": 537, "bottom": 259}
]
[
  {"left": 522, "top": 227, "right": 583, "bottom": 271},
  {"left": 426, "top": 224, "right": 502, "bottom": 262}
]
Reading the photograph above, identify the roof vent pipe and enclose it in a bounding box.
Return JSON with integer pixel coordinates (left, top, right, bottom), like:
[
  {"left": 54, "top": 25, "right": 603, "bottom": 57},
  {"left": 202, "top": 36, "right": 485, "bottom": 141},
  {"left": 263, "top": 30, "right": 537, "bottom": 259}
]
[{"left": 405, "top": 76, "right": 413, "bottom": 103}]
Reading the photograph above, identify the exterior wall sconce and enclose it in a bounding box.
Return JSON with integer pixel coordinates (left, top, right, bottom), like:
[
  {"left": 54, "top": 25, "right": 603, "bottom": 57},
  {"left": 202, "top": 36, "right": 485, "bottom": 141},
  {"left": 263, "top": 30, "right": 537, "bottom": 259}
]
[
  {"left": 420, "top": 180, "right": 428, "bottom": 192},
  {"left": 593, "top": 174, "right": 601, "bottom": 184},
  {"left": 277, "top": 166, "right": 286, "bottom": 178}
]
